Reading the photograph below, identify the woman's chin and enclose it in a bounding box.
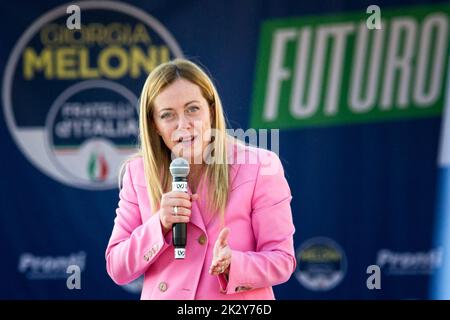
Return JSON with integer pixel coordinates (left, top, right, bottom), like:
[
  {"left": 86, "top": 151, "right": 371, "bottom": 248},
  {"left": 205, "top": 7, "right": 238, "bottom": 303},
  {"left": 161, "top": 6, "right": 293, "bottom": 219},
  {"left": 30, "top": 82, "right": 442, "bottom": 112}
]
[
  {"left": 183, "top": 151, "right": 204, "bottom": 164},
  {"left": 170, "top": 146, "right": 204, "bottom": 164}
]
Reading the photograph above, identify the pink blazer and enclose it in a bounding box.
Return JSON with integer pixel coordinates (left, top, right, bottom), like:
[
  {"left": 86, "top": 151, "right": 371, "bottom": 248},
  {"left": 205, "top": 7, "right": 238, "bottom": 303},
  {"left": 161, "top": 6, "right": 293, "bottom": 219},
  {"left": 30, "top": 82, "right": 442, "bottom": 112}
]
[{"left": 105, "top": 142, "right": 296, "bottom": 299}]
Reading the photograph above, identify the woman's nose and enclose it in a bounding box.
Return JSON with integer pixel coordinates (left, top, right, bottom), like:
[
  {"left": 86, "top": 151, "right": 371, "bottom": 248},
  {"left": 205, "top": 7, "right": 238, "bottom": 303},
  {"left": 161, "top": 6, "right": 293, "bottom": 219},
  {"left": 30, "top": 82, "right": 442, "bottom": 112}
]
[{"left": 177, "top": 114, "right": 191, "bottom": 130}]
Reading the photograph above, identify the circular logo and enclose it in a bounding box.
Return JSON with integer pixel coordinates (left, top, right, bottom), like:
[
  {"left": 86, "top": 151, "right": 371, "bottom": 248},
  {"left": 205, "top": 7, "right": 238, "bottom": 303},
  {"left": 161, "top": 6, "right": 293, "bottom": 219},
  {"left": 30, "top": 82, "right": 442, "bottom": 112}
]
[
  {"left": 2, "top": 1, "right": 183, "bottom": 190},
  {"left": 295, "top": 237, "right": 347, "bottom": 291}
]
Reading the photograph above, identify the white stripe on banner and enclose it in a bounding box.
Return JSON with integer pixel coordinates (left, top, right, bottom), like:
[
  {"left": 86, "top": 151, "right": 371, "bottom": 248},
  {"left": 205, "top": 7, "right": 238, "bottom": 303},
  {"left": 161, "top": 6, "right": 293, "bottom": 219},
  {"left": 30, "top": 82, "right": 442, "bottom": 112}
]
[
  {"left": 432, "top": 56, "right": 450, "bottom": 299},
  {"left": 439, "top": 59, "right": 450, "bottom": 167}
]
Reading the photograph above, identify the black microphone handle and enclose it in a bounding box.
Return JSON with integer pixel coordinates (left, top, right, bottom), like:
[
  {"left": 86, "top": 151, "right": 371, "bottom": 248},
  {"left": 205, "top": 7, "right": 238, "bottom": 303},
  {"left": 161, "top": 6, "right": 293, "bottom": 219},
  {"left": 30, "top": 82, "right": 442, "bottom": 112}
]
[{"left": 172, "top": 176, "right": 187, "bottom": 259}]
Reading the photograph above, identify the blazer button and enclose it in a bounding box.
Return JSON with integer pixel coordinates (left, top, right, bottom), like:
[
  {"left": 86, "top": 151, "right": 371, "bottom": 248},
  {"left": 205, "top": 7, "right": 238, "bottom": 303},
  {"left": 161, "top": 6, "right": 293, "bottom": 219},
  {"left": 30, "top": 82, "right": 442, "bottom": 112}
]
[
  {"left": 144, "top": 251, "right": 153, "bottom": 261},
  {"left": 159, "top": 282, "right": 168, "bottom": 292},
  {"left": 198, "top": 234, "right": 207, "bottom": 245},
  {"left": 235, "top": 286, "right": 252, "bottom": 292}
]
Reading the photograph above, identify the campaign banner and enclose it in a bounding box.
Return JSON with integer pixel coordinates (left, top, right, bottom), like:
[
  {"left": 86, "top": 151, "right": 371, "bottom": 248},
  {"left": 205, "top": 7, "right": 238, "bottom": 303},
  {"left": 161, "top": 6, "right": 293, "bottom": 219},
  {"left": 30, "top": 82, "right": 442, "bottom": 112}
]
[
  {"left": 251, "top": 4, "right": 449, "bottom": 129},
  {"left": 0, "top": 0, "right": 448, "bottom": 299}
]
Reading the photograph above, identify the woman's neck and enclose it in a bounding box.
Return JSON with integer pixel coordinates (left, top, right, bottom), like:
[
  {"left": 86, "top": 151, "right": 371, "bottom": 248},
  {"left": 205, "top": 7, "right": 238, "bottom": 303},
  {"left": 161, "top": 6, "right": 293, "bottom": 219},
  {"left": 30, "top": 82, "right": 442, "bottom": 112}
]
[{"left": 188, "top": 163, "right": 206, "bottom": 193}]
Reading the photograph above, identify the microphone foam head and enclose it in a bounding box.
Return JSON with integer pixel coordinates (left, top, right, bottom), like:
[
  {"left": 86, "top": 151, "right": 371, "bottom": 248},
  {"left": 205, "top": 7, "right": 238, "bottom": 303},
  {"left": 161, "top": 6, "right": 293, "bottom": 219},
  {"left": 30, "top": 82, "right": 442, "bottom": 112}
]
[{"left": 169, "top": 158, "right": 190, "bottom": 178}]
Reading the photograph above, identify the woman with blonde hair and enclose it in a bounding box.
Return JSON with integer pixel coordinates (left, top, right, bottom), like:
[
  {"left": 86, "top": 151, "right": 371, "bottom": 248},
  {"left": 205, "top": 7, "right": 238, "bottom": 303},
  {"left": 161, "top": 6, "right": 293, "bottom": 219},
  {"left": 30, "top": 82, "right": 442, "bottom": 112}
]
[{"left": 105, "top": 58, "right": 296, "bottom": 299}]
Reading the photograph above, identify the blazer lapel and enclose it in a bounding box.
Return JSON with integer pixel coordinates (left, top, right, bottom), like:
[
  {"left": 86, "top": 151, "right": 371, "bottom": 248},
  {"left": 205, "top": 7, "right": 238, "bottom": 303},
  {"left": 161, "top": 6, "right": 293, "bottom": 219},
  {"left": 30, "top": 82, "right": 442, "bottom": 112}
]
[
  {"left": 188, "top": 140, "right": 242, "bottom": 232},
  {"left": 188, "top": 185, "right": 206, "bottom": 233}
]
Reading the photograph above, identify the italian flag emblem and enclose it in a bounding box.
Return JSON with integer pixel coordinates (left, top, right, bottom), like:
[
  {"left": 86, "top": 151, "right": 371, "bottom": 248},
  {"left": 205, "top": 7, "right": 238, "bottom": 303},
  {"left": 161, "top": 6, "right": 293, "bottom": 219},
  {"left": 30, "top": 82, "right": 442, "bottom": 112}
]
[{"left": 88, "top": 152, "right": 109, "bottom": 181}]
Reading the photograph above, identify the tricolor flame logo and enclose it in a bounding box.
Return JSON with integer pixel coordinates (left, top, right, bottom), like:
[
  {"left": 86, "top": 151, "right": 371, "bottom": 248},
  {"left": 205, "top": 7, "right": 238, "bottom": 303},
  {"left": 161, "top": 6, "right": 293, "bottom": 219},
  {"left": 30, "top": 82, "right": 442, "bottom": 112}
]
[{"left": 88, "top": 152, "right": 109, "bottom": 182}]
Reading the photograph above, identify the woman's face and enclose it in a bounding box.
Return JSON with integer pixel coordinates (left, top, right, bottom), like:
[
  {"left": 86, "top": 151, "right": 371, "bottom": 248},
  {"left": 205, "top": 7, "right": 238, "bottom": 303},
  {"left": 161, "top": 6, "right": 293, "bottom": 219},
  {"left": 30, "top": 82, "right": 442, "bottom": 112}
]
[{"left": 153, "top": 78, "right": 213, "bottom": 163}]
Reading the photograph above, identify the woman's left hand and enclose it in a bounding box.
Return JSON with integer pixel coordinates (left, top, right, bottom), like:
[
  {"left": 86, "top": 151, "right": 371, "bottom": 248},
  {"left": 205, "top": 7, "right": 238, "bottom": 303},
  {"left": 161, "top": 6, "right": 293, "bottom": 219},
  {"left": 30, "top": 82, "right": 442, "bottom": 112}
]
[{"left": 209, "top": 227, "right": 232, "bottom": 276}]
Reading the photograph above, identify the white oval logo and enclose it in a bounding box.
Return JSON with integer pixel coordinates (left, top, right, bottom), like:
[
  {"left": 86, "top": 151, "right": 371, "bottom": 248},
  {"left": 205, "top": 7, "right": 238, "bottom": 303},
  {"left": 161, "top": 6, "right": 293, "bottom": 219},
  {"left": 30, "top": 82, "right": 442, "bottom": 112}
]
[{"left": 2, "top": 1, "right": 183, "bottom": 190}]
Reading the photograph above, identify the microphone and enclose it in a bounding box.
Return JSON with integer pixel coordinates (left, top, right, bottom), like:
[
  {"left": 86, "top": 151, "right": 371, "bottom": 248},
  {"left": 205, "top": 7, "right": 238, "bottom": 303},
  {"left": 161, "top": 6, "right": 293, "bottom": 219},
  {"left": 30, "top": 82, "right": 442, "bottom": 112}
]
[{"left": 169, "top": 157, "right": 190, "bottom": 259}]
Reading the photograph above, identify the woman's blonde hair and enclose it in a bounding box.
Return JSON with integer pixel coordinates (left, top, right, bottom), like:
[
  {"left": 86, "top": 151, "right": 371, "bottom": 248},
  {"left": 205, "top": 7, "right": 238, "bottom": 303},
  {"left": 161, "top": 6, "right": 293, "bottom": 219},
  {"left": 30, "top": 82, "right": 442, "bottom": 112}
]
[{"left": 121, "top": 58, "right": 230, "bottom": 219}]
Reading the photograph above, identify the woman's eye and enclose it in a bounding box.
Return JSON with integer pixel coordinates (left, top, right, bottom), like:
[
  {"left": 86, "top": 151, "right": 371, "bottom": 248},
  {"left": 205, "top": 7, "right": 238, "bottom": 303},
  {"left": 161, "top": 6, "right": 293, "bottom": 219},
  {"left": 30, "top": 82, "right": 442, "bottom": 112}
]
[
  {"left": 160, "top": 112, "right": 173, "bottom": 119},
  {"left": 187, "top": 106, "right": 199, "bottom": 113}
]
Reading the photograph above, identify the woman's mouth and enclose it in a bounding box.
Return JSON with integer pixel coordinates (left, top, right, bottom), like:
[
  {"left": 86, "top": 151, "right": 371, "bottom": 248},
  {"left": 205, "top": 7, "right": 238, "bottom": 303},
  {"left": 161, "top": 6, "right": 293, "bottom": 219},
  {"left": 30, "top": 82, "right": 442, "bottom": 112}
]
[{"left": 178, "top": 136, "right": 197, "bottom": 146}]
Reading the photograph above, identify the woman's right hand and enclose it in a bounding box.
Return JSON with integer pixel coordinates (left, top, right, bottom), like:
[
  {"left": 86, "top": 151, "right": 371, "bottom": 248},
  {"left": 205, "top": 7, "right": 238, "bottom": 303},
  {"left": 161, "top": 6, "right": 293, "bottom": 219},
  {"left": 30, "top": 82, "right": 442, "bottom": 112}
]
[{"left": 159, "top": 191, "right": 199, "bottom": 235}]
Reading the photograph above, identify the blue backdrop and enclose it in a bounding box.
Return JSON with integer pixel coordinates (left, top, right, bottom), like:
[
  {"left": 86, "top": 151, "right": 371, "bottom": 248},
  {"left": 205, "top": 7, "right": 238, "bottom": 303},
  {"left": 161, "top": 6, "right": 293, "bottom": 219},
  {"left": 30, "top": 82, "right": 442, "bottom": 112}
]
[{"left": 1, "top": 0, "right": 449, "bottom": 299}]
